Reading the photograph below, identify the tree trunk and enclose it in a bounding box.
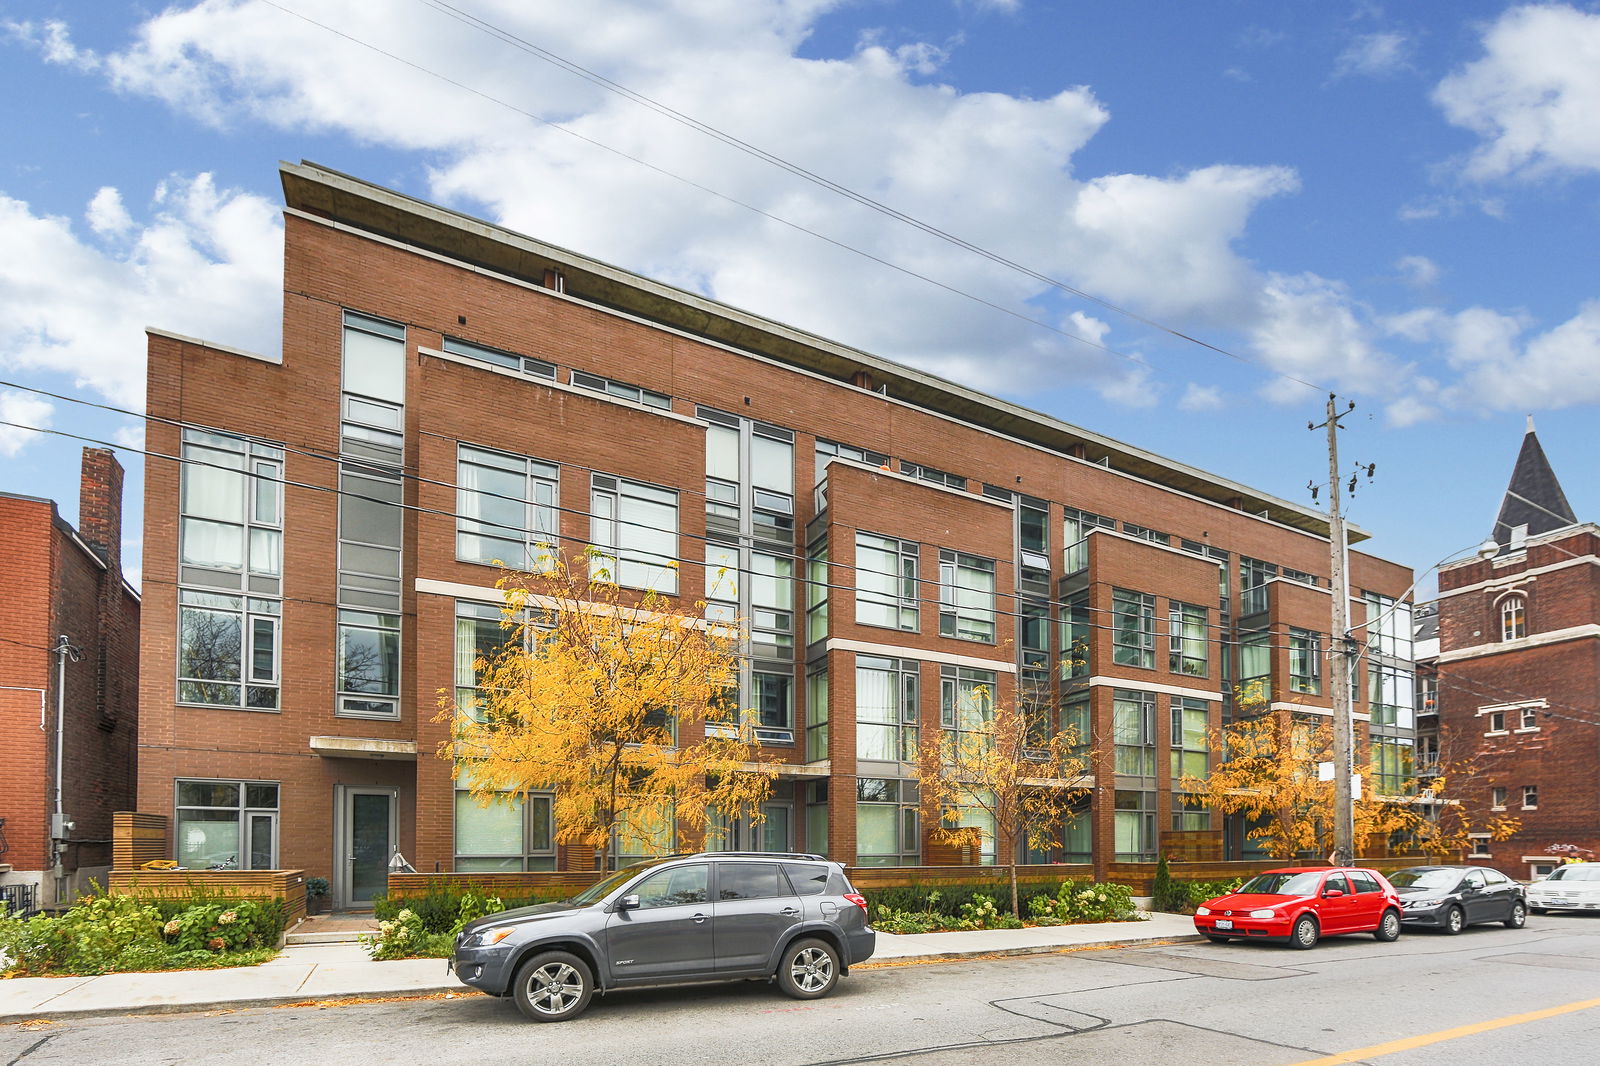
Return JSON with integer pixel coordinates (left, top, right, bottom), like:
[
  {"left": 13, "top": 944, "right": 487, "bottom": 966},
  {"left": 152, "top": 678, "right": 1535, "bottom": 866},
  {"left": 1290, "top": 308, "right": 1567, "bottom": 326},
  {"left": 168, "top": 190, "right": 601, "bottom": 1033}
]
[{"left": 1009, "top": 864, "right": 1020, "bottom": 919}]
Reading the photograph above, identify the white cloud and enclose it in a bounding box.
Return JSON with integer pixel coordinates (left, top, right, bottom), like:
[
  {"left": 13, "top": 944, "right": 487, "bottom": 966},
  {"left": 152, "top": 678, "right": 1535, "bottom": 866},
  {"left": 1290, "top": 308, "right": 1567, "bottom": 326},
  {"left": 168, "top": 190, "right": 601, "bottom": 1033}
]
[
  {"left": 0, "top": 390, "right": 54, "bottom": 456},
  {"left": 86, "top": 186, "right": 133, "bottom": 236},
  {"left": 1178, "top": 383, "right": 1224, "bottom": 412},
  {"left": 16, "top": 1, "right": 1316, "bottom": 409},
  {"left": 1434, "top": 4, "right": 1600, "bottom": 181},
  {"left": 1394, "top": 254, "right": 1439, "bottom": 289},
  {"left": 1333, "top": 32, "right": 1411, "bottom": 80},
  {"left": 1249, "top": 272, "right": 1407, "bottom": 403},
  {"left": 0, "top": 176, "right": 282, "bottom": 417},
  {"left": 1390, "top": 301, "right": 1600, "bottom": 412}
]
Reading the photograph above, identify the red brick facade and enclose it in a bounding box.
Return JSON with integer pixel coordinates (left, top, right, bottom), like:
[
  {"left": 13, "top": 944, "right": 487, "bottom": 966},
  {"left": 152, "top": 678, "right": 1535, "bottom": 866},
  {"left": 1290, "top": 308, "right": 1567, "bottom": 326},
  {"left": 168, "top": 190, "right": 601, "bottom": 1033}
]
[
  {"left": 136, "top": 163, "right": 1413, "bottom": 901},
  {"left": 1434, "top": 526, "right": 1600, "bottom": 879},
  {"left": 0, "top": 450, "right": 139, "bottom": 907}
]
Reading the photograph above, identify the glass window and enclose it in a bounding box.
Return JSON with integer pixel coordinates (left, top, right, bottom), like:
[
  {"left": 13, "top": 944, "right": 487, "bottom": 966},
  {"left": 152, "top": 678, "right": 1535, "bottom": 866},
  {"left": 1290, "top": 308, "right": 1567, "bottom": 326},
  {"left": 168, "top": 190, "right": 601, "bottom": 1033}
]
[
  {"left": 1290, "top": 628, "right": 1321, "bottom": 695},
  {"left": 1372, "top": 737, "right": 1414, "bottom": 795},
  {"left": 1240, "top": 558, "right": 1276, "bottom": 615},
  {"left": 753, "top": 670, "right": 793, "bottom": 731},
  {"left": 856, "top": 533, "right": 919, "bottom": 631},
  {"left": 939, "top": 550, "right": 996, "bottom": 643},
  {"left": 1238, "top": 630, "right": 1271, "bottom": 701},
  {"left": 177, "top": 591, "right": 280, "bottom": 710},
  {"left": 940, "top": 665, "right": 996, "bottom": 753},
  {"left": 457, "top": 445, "right": 558, "bottom": 571},
  {"left": 342, "top": 311, "right": 405, "bottom": 404},
  {"left": 900, "top": 460, "right": 967, "bottom": 491},
  {"left": 717, "top": 862, "right": 790, "bottom": 901},
  {"left": 1171, "top": 697, "right": 1209, "bottom": 782},
  {"left": 174, "top": 779, "right": 278, "bottom": 870},
  {"left": 806, "top": 669, "right": 829, "bottom": 763},
  {"left": 455, "top": 601, "right": 514, "bottom": 722},
  {"left": 1363, "top": 591, "right": 1414, "bottom": 658},
  {"left": 1369, "top": 664, "right": 1415, "bottom": 728},
  {"left": 1500, "top": 595, "right": 1527, "bottom": 641},
  {"left": 632, "top": 864, "right": 709, "bottom": 907},
  {"left": 590, "top": 474, "right": 679, "bottom": 593},
  {"left": 454, "top": 790, "right": 556, "bottom": 872},
  {"left": 1113, "top": 689, "right": 1156, "bottom": 778},
  {"left": 179, "top": 429, "right": 284, "bottom": 591},
  {"left": 1114, "top": 789, "right": 1156, "bottom": 861},
  {"left": 571, "top": 369, "right": 670, "bottom": 410},
  {"left": 1112, "top": 589, "right": 1155, "bottom": 669},
  {"left": 814, "top": 439, "right": 889, "bottom": 483},
  {"left": 1062, "top": 508, "right": 1113, "bottom": 573},
  {"left": 857, "top": 656, "right": 919, "bottom": 762},
  {"left": 1168, "top": 602, "right": 1207, "bottom": 678},
  {"left": 1523, "top": 785, "right": 1538, "bottom": 808},
  {"left": 855, "top": 778, "right": 919, "bottom": 866},
  {"left": 783, "top": 862, "right": 830, "bottom": 895},
  {"left": 805, "top": 539, "right": 829, "bottom": 645},
  {"left": 1061, "top": 592, "right": 1090, "bottom": 679},
  {"left": 442, "top": 336, "right": 556, "bottom": 380},
  {"left": 338, "top": 609, "right": 400, "bottom": 719}
]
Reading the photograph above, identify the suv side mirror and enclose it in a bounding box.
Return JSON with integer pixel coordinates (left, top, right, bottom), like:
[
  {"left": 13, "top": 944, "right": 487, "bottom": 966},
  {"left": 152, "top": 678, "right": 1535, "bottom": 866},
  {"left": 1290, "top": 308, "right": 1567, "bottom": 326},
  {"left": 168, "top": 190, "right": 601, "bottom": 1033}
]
[{"left": 614, "top": 894, "right": 641, "bottom": 912}]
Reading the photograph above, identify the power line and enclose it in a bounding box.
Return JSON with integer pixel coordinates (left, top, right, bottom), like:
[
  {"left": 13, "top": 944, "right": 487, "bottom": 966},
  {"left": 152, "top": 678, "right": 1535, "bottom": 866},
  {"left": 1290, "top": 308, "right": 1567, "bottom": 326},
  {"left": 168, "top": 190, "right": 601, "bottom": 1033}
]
[
  {"left": 0, "top": 413, "right": 1343, "bottom": 663},
  {"left": 410, "top": 0, "right": 1316, "bottom": 394},
  {"left": 251, "top": 0, "right": 1325, "bottom": 397}
]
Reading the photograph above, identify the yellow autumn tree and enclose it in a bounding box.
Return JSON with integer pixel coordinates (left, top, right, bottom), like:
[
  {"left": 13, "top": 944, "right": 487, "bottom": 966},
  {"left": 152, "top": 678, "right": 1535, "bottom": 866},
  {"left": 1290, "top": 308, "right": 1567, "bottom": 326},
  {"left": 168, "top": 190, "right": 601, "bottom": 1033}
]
[
  {"left": 440, "top": 557, "right": 776, "bottom": 870},
  {"left": 1402, "top": 735, "right": 1521, "bottom": 856},
  {"left": 915, "top": 676, "right": 1089, "bottom": 917},
  {"left": 1179, "top": 685, "right": 1418, "bottom": 861}
]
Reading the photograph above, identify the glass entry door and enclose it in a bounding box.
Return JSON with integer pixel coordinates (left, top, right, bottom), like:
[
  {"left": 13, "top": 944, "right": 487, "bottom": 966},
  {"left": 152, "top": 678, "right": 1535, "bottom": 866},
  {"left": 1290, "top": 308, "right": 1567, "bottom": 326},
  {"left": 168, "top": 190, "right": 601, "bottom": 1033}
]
[{"left": 340, "top": 788, "right": 397, "bottom": 909}]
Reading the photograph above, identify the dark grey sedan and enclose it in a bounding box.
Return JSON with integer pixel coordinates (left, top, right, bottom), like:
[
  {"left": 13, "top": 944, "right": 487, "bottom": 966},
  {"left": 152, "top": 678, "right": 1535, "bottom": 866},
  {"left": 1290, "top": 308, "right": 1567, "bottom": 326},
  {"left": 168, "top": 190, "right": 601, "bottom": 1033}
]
[
  {"left": 1389, "top": 865, "right": 1527, "bottom": 934},
  {"left": 449, "top": 852, "right": 876, "bottom": 1021}
]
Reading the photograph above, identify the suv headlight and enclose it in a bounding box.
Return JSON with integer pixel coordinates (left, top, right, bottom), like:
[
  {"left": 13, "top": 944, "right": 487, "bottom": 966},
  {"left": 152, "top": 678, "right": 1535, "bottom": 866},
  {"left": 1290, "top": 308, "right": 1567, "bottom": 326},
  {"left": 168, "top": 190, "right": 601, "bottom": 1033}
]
[{"left": 461, "top": 927, "right": 515, "bottom": 949}]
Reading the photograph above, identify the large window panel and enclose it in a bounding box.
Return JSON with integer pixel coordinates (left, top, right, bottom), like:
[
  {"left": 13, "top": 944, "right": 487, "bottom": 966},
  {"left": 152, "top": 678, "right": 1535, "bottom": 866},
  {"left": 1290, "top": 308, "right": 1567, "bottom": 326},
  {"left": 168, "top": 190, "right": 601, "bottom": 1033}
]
[
  {"left": 591, "top": 475, "right": 679, "bottom": 593},
  {"left": 338, "top": 609, "right": 400, "bottom": 719},
  {"left": 856, "top": 533, "right": 918, "bottom": 631},
  {"left": 939, "top": 550, "right": 996, "bottom": 643},
  {"left": 1112, "top": 589, "right": 1155, "bottom": 669}
]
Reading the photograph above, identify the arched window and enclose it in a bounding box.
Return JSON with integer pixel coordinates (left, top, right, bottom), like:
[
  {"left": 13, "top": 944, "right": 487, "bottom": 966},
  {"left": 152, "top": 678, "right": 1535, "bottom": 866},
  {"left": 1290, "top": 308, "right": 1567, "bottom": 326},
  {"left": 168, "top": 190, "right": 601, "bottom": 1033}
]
[{"left": 1500, "top": 595, "right": 1527, "bottom": 641}]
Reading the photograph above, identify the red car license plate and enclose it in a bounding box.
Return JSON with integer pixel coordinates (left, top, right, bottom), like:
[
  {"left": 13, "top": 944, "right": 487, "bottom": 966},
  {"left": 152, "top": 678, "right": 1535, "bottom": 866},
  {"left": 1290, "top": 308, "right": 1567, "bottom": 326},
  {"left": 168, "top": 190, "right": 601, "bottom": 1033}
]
[{"left": 1215, "top": 919, "right": 1234, "bottom": 930}]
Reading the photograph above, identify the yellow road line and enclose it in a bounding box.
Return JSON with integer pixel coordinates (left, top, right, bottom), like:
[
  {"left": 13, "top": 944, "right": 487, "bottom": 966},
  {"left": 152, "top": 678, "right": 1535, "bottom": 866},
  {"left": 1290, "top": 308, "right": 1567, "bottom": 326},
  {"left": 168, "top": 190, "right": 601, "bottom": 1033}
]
[{"left": 1282, "top": 996, "right": 1600, "bottom": 1065}]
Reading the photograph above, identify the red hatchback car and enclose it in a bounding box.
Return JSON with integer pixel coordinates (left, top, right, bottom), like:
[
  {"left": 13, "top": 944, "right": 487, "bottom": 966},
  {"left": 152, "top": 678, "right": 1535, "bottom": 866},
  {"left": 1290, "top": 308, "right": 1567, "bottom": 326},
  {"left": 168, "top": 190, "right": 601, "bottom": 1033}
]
[{"left": 1194, "top": 867, "right": 1403, "bottom": 949}]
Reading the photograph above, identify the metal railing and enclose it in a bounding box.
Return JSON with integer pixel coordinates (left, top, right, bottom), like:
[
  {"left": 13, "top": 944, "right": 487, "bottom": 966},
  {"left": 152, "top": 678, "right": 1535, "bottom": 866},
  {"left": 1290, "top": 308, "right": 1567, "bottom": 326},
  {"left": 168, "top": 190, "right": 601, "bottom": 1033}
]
[{"left": 1, "top": 882, "right": 40, "bottom": 917}]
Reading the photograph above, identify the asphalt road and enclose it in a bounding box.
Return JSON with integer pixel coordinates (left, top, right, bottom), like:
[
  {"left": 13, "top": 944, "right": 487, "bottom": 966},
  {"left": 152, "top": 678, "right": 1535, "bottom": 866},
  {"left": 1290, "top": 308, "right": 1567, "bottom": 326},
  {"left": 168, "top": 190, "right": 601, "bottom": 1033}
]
[{"left": 5, "top": 917, "right": 1600, "bottom": 1066}]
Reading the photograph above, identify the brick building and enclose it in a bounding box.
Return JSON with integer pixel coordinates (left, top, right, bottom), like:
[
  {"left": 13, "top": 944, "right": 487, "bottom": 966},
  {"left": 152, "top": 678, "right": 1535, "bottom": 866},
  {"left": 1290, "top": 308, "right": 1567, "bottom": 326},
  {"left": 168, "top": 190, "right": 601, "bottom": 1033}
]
[
  {"left": 138, "top": 162, "right": 1415, "bottom": 906},
  {"left": 1, "top": 448, "right": 140, "bottom": 910},
  {"left": 1431, "top": 421, "right": 1599, "bottom": 879}
]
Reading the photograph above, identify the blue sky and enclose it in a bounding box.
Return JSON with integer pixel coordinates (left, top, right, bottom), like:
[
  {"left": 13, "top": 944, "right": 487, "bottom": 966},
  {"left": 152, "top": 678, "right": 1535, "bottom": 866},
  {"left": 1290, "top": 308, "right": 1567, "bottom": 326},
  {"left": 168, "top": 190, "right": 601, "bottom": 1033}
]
[{"left": 1, "top": 1, "right": 1596, "bottom": 598}]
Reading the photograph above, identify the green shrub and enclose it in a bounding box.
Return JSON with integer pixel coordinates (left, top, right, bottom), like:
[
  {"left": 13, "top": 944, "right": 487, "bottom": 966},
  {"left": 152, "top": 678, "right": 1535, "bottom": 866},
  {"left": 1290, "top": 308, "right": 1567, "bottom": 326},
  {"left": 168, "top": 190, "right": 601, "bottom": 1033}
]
[
  {"left": 363, "top": 891, "right": 507, "bottom": 959},
  {"left": 0, "top": 887, "right": 288, "bottom": 977},
  {"left": 374, "top": 882, "right": 563, "bottom": 931},
  {"left": 1025, "top": 880, "right": 1141, "bottom": 924},
  {"left": 1182, "top": 877, "right": 1246, "bottom": 909},
  {"left": 1152, "top": 855, "right": 1190, "bottom": 913}
]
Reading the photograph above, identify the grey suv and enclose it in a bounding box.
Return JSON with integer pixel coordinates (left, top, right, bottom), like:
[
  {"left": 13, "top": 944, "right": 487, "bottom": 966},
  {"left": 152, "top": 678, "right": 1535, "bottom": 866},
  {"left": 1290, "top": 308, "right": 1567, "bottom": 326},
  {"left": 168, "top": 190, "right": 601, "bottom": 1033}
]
[{"left": 450, "top": 852, "right": 876, "bottom": 1021}]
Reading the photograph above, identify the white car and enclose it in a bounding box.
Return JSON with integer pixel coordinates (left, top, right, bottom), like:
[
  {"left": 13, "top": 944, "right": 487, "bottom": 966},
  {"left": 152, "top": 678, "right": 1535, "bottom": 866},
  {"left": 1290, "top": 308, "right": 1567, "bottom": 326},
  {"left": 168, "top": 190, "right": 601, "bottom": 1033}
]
[{"left": 1527, "top": 864, "right": 1600, "bottom": 914}]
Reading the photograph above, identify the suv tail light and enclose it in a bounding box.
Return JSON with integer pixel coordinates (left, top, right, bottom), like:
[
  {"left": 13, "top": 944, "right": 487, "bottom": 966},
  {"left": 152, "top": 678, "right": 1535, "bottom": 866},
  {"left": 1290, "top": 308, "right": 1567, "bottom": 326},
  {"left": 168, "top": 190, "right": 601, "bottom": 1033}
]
[{"left": 844, "top": 893, "right": 869, "bottom": 912}]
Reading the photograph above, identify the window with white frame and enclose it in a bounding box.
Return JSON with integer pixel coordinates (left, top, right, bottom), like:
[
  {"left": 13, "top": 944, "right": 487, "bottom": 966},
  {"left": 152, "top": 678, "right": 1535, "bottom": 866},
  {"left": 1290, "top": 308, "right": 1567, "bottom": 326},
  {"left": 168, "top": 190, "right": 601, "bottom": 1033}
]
[
  {"left": 1289, "top": 628, "right": 1322, "bottom": 695},
  {"left": 1168, "top": 602, "right": 1208, "bottom": 678},
  {"left": 1062, "top": 508, "right": 1113, "bottom": 573},
  {"left": 178, "top": 429, "right": 285, "bottom": 710},
  {"left": 855, "top": 532, "right": 919, "bottom": 631},
  {"left": 939, "top": 549, "right": 996, "bottom": 642},
  {"left": 1482, "top": 708, "right": 1506, "bottom": 734},
  {"left": 1112, "top": 589, "right": 1155, "bottom": 669},
  {"left": 1523, "top": 784, "right": 1538, "bottom": 809},
  {"left": 457, "top": 444, "right": 558, "bottom": 571},
  {"left": 337, "top": 609, "right": 401, "bottom": 719},
  {"left": 1520, "top": 705, "right": 1541, "bottom": 730},
  {"left": 1113, "top": 689, "right": 1156, "bottom": 778},
  {"left": 175, "top": 780, "right": 279, "bottom": 870},
  {"left": 454, "top": 785, "right": 555, "bottom": 871},
  {"left": 589, "top": 474, "right": 679, "bottom": 592},
  {"left": 856, "top": 656, "right": 919, "bottom": 763},
  {"left": 1468, "top": 834, "right": 1492, "bottom": 858},
  {"left": 1114, "top": 789, "right": 1156, "bottom": 861},
  {"left": 1491, "top": 786, "right": 1507, "bottom": 809},
  {"left": 571, "top": 369, "right": 670, "bottom": 409},
  {"left": 941, "top": 665, "right": 996, "bottom": 749},
  {"left": 1364, "top": 591, "right": 1413, "bottom": 657},
  {"left": 855, "top": 778, "right": 919, "bottom": 866},
  {"left": 442, "top": 336, "right": 556, "bottom": 380},
  {"left": 1500, "top": 594, "right": 1527, "bottom": 641},
  {"left": 1171, "top": 697, "right": 1209, "bottom": 783}
]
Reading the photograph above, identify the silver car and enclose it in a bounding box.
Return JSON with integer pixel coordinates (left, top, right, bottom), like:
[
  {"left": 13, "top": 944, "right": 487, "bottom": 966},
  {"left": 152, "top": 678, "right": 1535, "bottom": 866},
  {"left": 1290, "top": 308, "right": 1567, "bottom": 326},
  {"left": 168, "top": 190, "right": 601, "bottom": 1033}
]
[{"left": 449, "top": 852, "right": 876, "bottom": 1021}]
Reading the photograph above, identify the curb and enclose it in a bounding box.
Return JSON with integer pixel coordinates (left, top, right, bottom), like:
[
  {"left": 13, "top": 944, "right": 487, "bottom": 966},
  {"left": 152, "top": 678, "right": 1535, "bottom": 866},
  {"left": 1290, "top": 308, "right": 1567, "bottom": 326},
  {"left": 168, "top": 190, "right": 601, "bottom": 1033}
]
[
  {"left": 859, "top": 932, "right": 1203, "bottom": 967},
  {"left": 0, "top": 985, "right": 470, "bottom": 1025}
]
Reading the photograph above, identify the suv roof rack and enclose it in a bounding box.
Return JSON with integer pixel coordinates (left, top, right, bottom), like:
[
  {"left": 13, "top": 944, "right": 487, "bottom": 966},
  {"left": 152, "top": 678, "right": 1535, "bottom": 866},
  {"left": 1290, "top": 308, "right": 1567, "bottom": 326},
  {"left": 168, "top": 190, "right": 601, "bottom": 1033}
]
[{"left": 691, "top": 851, "right": 829, "bottom": 862}]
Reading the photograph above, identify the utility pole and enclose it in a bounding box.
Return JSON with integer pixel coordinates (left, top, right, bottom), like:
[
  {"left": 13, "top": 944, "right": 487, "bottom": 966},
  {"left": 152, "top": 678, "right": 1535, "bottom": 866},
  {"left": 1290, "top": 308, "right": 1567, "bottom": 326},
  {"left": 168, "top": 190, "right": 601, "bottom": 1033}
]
[
  {"left": 51, "top": 634, "right": 82, "bottom": 891},
  {"left": 1311, "top": 395, "right": 1357, "bottom": 867}
]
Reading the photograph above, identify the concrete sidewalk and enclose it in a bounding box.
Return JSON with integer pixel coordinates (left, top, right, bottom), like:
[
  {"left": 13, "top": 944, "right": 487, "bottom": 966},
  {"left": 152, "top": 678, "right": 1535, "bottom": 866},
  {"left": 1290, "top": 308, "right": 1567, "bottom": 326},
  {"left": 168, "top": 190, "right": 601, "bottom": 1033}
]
[{"left": 0, "top": 912, "right": 1199, "bottom": 1022}]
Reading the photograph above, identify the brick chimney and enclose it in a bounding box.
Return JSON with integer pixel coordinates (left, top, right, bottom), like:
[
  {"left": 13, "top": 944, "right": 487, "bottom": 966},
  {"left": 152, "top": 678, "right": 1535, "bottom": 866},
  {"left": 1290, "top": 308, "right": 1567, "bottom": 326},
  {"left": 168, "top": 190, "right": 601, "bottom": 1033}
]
[{"left": 78, "top": 447, "right": 123, "bottom": 573}]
